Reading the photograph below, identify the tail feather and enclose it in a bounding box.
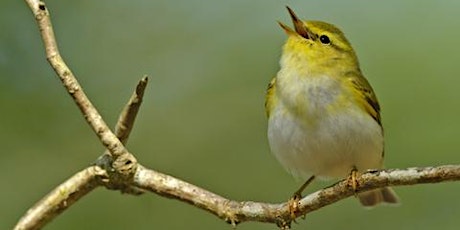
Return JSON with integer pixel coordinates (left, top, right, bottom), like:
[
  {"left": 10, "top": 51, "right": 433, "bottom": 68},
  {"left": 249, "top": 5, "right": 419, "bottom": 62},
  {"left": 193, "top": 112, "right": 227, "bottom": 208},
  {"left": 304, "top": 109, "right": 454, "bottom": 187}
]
[{"left": 357, "top": 187, "right": 399, "bottom": 207}]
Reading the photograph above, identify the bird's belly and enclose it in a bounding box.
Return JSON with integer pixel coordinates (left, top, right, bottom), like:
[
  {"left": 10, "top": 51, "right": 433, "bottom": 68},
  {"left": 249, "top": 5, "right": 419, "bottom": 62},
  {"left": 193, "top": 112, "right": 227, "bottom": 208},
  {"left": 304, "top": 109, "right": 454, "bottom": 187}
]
[{"left": 267, "top": 104, "right": 383, "bottom": 180}]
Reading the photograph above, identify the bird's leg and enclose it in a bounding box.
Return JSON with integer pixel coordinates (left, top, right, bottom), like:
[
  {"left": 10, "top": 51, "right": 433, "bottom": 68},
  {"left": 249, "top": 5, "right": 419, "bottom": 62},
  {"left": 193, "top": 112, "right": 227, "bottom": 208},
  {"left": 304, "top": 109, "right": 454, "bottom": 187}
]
[
  {"left": 293, "top": 175, "right": 316, "bottom": 198},
  {"left": 347, "top": 166, "right": 360, "bottom": 194},
  {"left": 288, "top": 175, "right": 315, "bottom": 220}
]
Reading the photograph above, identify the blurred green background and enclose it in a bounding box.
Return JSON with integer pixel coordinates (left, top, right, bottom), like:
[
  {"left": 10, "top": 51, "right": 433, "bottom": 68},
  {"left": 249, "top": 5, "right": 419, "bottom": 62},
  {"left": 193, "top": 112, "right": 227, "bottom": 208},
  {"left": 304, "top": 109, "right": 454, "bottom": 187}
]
[{"left": 2, "top": 0, "right": 460, "bottom": 229}]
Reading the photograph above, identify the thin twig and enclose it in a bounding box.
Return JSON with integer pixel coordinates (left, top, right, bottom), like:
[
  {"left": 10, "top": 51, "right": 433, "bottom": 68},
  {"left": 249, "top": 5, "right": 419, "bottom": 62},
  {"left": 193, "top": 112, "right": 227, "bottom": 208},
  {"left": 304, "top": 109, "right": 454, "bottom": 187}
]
[
  {"left": 24, "top": 0, "right": 129, "bottom": 159},
  {"left": 114, "top": 76, "right": 149, "bottom": 145},
  {"left": 98, "top": 77, "right": 149, "bottom": 194}
]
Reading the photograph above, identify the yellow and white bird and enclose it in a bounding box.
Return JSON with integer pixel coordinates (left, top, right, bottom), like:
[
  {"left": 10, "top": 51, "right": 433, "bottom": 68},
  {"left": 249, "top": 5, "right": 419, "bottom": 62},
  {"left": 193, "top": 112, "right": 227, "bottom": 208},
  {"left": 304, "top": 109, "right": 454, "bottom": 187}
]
[{"left": 266, "top": 6, "right": 399, "bottom": 207}]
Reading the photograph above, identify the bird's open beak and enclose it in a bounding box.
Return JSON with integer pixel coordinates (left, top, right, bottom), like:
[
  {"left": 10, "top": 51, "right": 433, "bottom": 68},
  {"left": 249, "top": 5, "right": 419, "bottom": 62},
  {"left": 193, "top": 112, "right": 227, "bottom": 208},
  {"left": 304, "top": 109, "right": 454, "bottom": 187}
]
[{"left": 279, "top": 6, "right": 313, "bottom": 39}]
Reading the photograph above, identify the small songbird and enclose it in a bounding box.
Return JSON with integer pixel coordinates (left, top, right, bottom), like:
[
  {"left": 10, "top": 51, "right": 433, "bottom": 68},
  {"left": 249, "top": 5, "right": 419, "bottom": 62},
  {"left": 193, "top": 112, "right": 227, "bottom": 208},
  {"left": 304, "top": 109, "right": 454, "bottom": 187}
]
[{"left": 265, "top": 6, "right": 399, "bottom": 207}]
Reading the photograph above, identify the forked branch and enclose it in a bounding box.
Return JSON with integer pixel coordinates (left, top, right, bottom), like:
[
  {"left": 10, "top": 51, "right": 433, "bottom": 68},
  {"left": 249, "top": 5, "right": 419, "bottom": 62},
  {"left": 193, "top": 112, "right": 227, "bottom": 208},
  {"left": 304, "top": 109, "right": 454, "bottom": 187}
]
[{"left": 14, "top": 76, "right": 149, "bottom": 230}]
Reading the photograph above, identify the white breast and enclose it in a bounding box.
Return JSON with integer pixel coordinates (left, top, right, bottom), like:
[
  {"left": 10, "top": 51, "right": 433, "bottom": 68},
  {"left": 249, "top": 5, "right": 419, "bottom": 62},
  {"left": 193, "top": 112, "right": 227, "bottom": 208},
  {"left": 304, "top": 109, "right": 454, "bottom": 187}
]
[{"left": 268, "top": 74, "right": 383, "bottom": 180}]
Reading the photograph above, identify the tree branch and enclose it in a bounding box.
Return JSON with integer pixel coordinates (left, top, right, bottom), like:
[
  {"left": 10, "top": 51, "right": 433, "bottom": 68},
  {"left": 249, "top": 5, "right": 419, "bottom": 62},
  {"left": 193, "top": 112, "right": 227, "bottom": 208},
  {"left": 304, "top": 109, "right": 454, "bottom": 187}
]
[
  {"left": 17, "top": 1, "right": 460, "bottom": 230},
  {"left": 133, "top": 165, "right": 460, "bottom": 228},
  {"left": 14, "top": 166, "right": 104, "bottom": 230},
  {"left": 14, "top": 77, "right": 149, "bottom": 230},
  {"left": 24, "top": 0, "right": 130, "bottom": 160}
]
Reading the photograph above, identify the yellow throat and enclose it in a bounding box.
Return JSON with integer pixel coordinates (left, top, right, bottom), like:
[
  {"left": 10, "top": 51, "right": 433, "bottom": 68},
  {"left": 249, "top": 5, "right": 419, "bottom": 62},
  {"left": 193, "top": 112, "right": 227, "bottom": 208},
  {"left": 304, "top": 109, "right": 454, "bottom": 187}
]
[{"left": 266, "top": 7, "right": 380, "bottom": 125}]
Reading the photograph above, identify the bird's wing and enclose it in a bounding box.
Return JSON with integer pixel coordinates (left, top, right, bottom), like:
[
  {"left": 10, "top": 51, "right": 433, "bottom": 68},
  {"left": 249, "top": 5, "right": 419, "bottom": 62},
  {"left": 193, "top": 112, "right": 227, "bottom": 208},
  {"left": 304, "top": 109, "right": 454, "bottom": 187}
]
[
  {"left": 265, "top": 77, "right": 277, "bottom": 117},
  {"left": 349, "top": 73, "right": 382, "bottom": 126}
]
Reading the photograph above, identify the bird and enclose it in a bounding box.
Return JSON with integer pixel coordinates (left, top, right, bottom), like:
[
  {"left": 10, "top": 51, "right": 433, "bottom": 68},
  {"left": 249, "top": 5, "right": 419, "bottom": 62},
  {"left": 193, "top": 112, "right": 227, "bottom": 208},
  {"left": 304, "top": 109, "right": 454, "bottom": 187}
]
[{"left": 265, "top": 6, "right": 399, "bottom": 210}]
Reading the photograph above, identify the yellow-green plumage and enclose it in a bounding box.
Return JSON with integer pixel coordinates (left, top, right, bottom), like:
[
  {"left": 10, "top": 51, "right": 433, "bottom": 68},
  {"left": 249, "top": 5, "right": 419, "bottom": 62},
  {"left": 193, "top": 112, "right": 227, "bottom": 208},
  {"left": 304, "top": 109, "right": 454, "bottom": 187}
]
[{"left": 266, "top": 7, "right": 398, "bottom": 206}]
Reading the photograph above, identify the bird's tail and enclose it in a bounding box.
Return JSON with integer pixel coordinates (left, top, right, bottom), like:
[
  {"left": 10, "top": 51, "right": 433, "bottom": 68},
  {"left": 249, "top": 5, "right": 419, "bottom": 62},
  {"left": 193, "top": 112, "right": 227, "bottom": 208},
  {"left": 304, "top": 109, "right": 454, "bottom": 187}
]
[{"left": 357, "top": 187, "right": 399, "bottom": 207}]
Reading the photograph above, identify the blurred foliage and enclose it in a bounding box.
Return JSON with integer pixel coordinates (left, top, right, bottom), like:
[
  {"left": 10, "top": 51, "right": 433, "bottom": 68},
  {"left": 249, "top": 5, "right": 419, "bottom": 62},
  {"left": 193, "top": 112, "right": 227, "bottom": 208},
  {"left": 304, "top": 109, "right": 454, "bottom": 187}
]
[{"left": 2, "top": 0, "right": 460, "bottom": 229}]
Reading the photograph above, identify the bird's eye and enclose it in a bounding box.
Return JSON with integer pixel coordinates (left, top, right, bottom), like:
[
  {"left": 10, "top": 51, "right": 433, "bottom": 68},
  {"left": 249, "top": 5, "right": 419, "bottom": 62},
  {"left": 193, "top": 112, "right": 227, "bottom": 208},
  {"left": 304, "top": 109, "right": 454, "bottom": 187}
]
[{"left": 319, "top": 35, "right": 330, "bottom": 44}]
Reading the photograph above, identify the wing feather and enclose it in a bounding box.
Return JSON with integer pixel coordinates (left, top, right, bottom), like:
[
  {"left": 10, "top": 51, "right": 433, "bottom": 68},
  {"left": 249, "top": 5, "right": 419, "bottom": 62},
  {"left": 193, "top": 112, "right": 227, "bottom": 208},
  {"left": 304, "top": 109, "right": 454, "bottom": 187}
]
[
  {"left": 348, "top": 73, "right": 382, "bottom": 126},
  {"left": 265, "top": 77, "right": 277, "bottom": 117}
]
